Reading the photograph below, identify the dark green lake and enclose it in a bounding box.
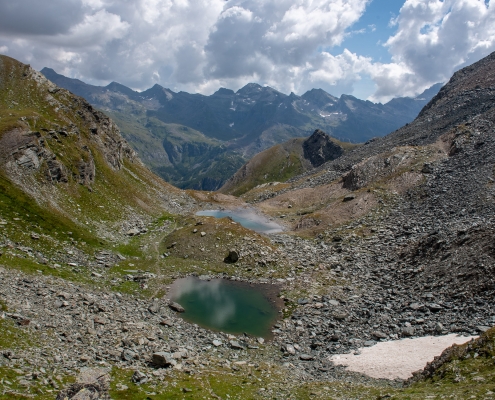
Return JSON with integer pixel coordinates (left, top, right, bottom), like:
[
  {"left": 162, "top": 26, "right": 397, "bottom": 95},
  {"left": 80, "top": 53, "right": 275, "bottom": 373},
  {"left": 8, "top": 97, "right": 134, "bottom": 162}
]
[{"left": 169, "top": 277, "right": 281, "bottom": 338}]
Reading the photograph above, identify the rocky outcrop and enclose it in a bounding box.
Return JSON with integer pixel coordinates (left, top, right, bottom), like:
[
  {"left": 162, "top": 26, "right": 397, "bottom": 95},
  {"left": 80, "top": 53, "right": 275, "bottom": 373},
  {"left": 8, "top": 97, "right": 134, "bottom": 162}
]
[{"left": 303, "top": 129, "right": 343, "bottom": 167}]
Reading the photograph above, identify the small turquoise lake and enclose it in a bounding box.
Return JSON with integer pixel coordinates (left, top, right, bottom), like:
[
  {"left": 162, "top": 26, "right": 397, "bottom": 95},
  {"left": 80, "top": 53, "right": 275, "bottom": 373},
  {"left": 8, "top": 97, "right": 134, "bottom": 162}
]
[
  {"left": 195, "top": 209, "right": 282, "bottom": 234},
  {"left": 169, "top": 277, "right": 282, "bottom": 338}
]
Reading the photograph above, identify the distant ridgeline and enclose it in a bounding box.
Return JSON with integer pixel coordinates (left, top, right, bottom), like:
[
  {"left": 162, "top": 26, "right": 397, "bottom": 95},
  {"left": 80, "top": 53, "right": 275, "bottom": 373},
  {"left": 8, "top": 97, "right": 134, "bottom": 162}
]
[{"left": 41, "top": 67, "right": 442, "bottom": 191}]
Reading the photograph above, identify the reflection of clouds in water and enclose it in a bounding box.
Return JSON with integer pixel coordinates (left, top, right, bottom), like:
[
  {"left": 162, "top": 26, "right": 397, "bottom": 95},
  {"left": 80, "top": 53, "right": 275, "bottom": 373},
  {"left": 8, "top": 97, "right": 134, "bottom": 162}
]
[
  {"left": 171, "top": 278, "right": 236, "bottom": 326},
  {"left": 196, "top": 209, "right": 282, "bottom": 234}
]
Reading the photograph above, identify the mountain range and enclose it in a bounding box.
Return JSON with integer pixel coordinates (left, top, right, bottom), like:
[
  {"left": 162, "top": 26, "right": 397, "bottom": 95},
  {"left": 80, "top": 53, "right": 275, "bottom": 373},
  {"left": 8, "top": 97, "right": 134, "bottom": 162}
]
[
  {"left": 0, "top": 50, "right": 495, "bottom": 399},
  {"left": 41, "top": 67, "right": 442, "bottom": 190}
]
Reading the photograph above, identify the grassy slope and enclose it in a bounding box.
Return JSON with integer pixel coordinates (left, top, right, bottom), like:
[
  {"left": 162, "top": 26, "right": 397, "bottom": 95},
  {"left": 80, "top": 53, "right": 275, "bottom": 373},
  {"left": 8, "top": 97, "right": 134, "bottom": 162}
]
[
  {"left": 221, "top": 137, "right": 358, "bottom": 197},
  {"left": 0, "top": 54, "right": 183, "bottom": 278}
]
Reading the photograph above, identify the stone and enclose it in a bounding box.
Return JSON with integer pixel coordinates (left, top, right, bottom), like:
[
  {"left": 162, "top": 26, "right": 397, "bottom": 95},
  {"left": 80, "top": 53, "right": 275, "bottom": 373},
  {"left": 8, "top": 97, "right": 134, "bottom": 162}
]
[
  {"left": 56, "top": 368, "right": 110, "bottom": 400},
  {"left": 131, "top": 370, "right": 148, "bottom": 384},
  {"left": 160, "top": 319, "right": 174, "bottom": 327},
  {"left": 126, "top": 228, "right": 140, "bottom": 236},
  {"left": 200, "top": 232, "right": 206, "bottom": 237},
  {"left": 224, "top": 250, "right": 239, "bottom": 264},
  {"left": 428, "top": 303, "right": 443, "bottom": 312},
  {"left": 93, "top": 316, "right": 106, "bottom": 325},
  {"left": 121, "top": 349, "right": 136, "bottom": 361},
  {"left": 152, "top": 352, "right": 177, "bottom": 368},
  {"left": 229, "top": 340, "right": 246, "bottom": 350},
  {"left": 476, "top": 326, "right": 491, "bottom": 333},
  {"left": 333, "top": 312, "right": 347, "bottom": 321},
  {"left": 169, "top": 302, "right": 185, "bottom": 313},
  {"left": 284, "top": 344, "right": 296, "bottom": 355},
  {"left": 212, "top": 340, "right": 222, "bottom": 347},
  {"left": 148, "top": 303, "right": 160, "bottom": 314},
  {"left": 343, "top": 194, "right": 356, "bottom": 202},
  {"left": 402, "top": 326, "right": 415, "bottom": 337},
  {"left": 409, "top": 303, "right": 424, "bottom": 311},
  {"left": 371, "top": 331, "right": 388, "bottom": 339},
  {"left": 299, "top": 354, "right": 314, "bottom": 361}
]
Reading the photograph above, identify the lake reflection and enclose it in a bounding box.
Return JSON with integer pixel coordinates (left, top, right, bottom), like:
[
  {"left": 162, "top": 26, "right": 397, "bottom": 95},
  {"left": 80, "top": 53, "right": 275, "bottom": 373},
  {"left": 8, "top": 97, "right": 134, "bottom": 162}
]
[
  {"left": 169, "top": 277, "right": 281, "bottom": 338},
  {"left": 195, "top": 209, "right": 283, "bottom": 234}
]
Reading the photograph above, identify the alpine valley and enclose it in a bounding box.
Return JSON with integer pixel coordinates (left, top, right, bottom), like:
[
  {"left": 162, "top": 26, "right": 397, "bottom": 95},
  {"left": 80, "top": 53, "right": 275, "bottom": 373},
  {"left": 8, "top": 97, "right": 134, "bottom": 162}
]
[
  {"left": 0, "top": 50, "right": 494, "bottom": 400},
  {"left": 41, "top": 67, "right": 441, "bottom": 191}
]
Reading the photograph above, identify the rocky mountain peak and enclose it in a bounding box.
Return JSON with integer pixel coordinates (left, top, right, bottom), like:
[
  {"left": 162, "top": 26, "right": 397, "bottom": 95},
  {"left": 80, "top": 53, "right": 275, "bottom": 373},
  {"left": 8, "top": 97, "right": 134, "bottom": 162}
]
[{"left": 302, "top": 129, "right": 344, "bottom": 167}]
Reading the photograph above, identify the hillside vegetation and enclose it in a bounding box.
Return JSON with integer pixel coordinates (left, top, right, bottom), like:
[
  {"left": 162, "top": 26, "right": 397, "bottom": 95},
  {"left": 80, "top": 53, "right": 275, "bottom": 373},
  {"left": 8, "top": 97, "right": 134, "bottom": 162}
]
[{"left": 221, "top": 131, "right": 359, "bottom": 196}]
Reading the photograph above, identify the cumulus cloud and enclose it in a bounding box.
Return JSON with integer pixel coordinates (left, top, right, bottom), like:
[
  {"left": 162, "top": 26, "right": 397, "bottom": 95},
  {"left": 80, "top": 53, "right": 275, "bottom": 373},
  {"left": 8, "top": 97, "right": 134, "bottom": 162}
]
[
  {"left": 0, "top": 0, "right": 494, "bottom": 101},
  {"left": 203, "top": 0, "right": 370, "bottom": 92},
  {"left": 369, "top": 0, "right": 495, "bottom": 101}
]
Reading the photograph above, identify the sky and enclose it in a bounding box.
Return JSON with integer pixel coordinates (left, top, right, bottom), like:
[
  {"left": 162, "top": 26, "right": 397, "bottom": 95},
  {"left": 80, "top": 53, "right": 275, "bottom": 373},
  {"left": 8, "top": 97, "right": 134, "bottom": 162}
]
[{"left": 0, "top": 0, "right": 494, "bottom": 102}]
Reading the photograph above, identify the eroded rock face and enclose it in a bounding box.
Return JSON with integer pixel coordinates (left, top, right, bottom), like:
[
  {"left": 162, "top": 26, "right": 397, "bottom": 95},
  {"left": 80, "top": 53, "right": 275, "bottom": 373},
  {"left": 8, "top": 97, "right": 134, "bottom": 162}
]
[{"left": 303, "top": 129, "right": 343, "bottom": 167}]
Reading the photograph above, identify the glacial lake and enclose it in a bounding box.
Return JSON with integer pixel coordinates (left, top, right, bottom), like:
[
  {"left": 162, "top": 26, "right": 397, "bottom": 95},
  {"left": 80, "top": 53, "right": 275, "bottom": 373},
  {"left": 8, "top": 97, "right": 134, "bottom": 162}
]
[
  {"left": 169, "top": 277, "right": 282, "bottom": 338},
  {"left": 195, "top": 209, "right": 283, "bottom": 234}
]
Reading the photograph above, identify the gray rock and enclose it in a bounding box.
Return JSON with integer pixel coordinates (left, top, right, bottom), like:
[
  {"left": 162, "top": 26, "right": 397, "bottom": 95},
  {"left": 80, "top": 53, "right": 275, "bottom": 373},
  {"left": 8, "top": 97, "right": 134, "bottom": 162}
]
[
  {"left": 299, "top": 354, "right": 314, "bottom": 361},
  {"left": 152, "top": 352, "right": 177, "bottom": 368},
  {"left": 402, "top": 326, "right": 415, "bottom": 337},
  {"left": 224, "top": 250, "right": 239, "bottom": 264},
  {"left": 428, "top": 303, "right": 443, "bottom": 312},
  {"left": 371, "top": 331, "right": 388, "bottom": 339},
  {"left": 126, "top": 228, "right": 140, "bottom": 236},
  {"left": 229, "top": 340, "right": 246, "bottom": 350},
  {"left": 409, "top": 303, "right": 424, "bottom": 311},
  {"left": 121, "top": 349, "right": 136, "bottom": 361},
  {"left": 169, "top": 302, "right": 185, "bottom": 313},
  {"left": 333, "top": 312, "right": 347, "bottom": 321},
  {"left": 131, "top": 370, "right": 148, "bottom": 384},
  {"left": 283, "top": 344, "right": 296, "bottom": 355},
  {"left": 476, "top": 325, "right": 491, "bottom": 333}
]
